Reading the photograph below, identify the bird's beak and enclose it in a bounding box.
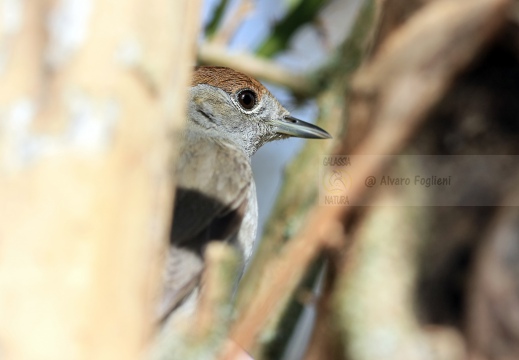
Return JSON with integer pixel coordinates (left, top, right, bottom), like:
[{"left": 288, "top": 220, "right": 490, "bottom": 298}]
[{"left": 273, "top": 115, "right": 332, "bottom": 139}]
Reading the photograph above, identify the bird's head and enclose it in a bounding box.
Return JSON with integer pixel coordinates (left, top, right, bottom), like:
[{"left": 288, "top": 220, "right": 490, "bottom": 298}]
[{"left": 187, "top": 66, "right": 331, "bottom": 156}]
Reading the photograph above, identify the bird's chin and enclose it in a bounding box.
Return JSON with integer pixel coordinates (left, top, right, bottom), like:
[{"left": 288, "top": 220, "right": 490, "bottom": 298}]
[
  {"left": 272, "top": 133, "right": 291, "bottom": 141},
  {"left": 261, "top": 131, "right": 289, "bottom": 144}
]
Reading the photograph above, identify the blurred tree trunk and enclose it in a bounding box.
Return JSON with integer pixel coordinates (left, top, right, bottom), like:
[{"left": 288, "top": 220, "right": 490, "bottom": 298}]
[
  {"left": 0, "top": 1, "right": 200, "bottom": 359},
  {"left": 414, "top": 14, "right": 519, "bottom": 360}
]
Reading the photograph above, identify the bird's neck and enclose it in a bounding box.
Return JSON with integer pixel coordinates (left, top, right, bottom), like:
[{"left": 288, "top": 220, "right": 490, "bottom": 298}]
[
  {"left": 183, "top": 125, "right": 258, "bottom": 158},
  {"left": 184, "top": 123, "right": 268, "bottom": 158}
]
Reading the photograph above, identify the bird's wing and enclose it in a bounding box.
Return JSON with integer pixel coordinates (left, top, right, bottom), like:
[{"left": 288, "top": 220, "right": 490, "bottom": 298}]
[
  {"left": 157, "top": 245, "right": 203, "bottom": 321},
  {"left": 172, "top": 136, "right": 252, "bottom": 244},
  {"left": 158, "top": 136, "right": 252, "bottom": 321}
]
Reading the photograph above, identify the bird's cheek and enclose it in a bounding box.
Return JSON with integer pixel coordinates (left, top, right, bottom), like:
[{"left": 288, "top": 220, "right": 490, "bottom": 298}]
[{"left": 196, "top": 101, "right": 224, "bottom": 126}]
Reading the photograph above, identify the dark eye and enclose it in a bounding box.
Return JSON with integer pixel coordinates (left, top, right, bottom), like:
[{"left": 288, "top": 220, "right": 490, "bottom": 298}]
[{"left": 237, "top": 89, "right": 257, "bottom": 110}]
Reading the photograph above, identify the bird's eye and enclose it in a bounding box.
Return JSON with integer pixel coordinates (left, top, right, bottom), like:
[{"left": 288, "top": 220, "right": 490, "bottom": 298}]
[{"left": 237, "top": 89, "right": 257, "bottom": 110}]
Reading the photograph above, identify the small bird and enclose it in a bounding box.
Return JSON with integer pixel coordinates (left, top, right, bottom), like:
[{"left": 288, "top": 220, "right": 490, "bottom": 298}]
[{"left": 158, "top": 66, "right": 331, "bottom": 321}]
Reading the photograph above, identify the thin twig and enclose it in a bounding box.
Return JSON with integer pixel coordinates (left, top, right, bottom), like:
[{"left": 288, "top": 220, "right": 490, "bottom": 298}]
[{"left": 211, "top": 0, "right": 255, "bottom": 46}]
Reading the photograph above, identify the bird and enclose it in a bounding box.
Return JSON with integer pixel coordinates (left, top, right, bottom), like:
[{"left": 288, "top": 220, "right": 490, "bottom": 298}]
[{"left": 158, "top": 66, "right": 331, "bottom": 322}]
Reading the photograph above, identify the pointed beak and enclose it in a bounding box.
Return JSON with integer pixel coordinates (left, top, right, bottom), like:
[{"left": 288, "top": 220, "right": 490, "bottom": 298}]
[{"left": 273, "top": 115, "right": 332, "bottom": 139}]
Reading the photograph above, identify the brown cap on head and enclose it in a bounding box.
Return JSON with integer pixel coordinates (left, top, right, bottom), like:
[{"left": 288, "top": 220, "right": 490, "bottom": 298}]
[{"left": 192, "top": 66, "right": 268, "bottom": 101}]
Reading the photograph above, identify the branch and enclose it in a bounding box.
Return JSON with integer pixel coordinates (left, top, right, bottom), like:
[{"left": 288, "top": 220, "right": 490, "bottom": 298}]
[
  {"left": 151, "top": 243, "right": 240, "bottom": 360},
  {"left": 234, "top": 1, "right": 377, "bottom": 357},
  {"left": 197, "top": 42, "right": 312, "bottom": 96},
  {"left": 255, "top": 0, "right": 329, "bottom": 58}
]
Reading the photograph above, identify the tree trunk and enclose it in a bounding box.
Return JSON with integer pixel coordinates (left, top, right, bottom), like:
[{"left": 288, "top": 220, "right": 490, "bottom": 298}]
[{"left": 0, "top": 1, "right": 200, "bottom": 359}]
